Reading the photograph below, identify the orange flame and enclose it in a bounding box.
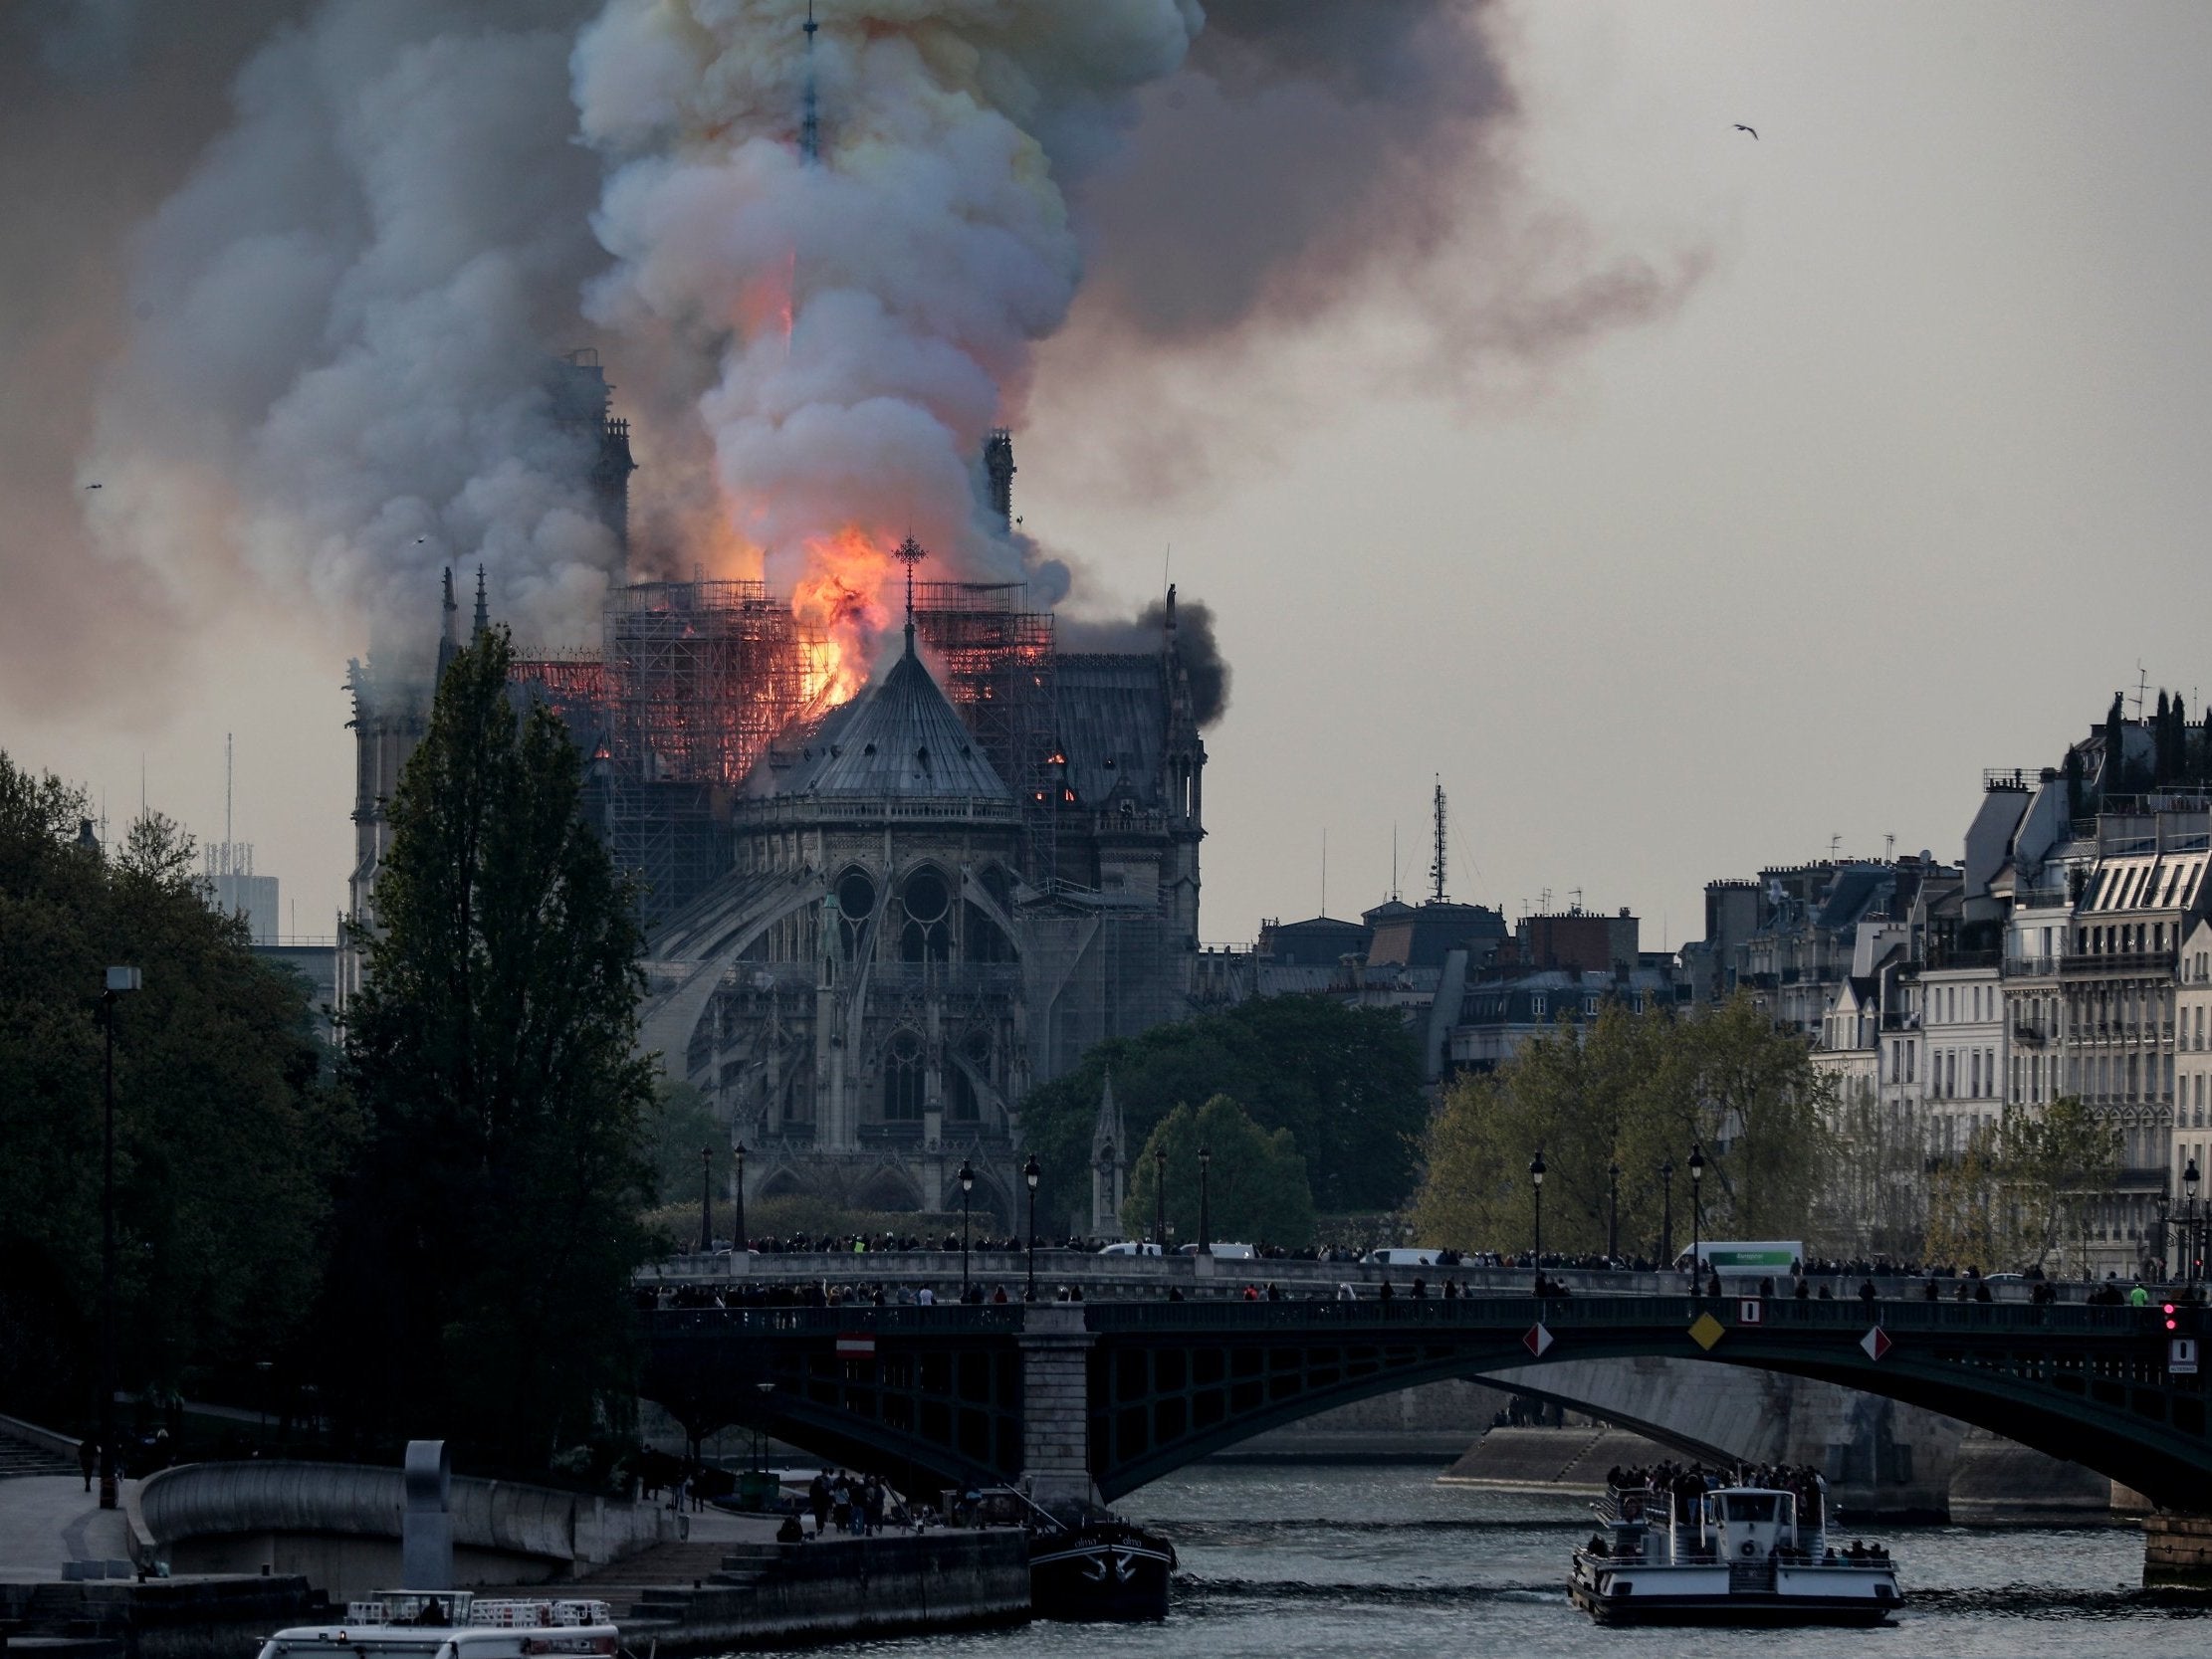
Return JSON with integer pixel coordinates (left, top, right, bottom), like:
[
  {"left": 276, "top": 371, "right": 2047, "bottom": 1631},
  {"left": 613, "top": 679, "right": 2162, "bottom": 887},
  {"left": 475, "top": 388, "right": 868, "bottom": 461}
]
[{"left": 791, "top": 526, "right": 896, "bottom": 710}]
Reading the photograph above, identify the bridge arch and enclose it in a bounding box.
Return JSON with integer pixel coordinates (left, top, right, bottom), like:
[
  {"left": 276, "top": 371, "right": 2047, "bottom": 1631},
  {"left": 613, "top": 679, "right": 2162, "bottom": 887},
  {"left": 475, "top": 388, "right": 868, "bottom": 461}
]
[{"left": 641, "top": 1296, "right": 2207, "bottom": 1511}]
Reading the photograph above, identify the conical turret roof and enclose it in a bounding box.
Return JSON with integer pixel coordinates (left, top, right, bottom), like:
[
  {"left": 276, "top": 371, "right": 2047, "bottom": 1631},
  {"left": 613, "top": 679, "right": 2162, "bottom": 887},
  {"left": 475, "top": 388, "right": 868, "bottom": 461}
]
[{"left": 784, "top": 635, "right": 1008, "bottom": 800}]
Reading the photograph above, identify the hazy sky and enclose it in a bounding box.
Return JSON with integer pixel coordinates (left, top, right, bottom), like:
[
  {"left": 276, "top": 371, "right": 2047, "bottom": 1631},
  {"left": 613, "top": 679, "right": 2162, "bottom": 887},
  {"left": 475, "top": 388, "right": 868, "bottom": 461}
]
[{"left": 10, "top": 4, "right": 2212, "bottom": 950}]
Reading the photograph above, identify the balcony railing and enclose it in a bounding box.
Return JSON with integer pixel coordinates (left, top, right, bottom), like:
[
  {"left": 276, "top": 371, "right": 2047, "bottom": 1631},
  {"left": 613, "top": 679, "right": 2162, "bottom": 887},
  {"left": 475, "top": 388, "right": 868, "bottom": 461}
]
[
  {"left": 2002, "top": 954, "right": 2062, "bottom": 978},
  {"left": 2061, "top": 949, "right": 2178, "bottom": 977}
]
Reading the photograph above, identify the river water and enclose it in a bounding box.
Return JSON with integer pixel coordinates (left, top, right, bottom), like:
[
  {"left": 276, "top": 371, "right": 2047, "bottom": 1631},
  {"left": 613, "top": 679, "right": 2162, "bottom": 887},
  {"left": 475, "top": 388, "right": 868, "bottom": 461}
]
[{"left": 742, "top": 1464, "right": 2210, "bottom": 1659}]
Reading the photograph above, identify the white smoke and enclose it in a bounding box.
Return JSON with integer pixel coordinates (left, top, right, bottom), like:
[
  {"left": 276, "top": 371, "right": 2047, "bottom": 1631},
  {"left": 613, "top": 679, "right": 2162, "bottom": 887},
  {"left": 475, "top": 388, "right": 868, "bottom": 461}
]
[
  {"left": 79, "top": 0, "right": 614, "bottom": 661},
  {"left": 573, "top": 0, "right": 1203, "bottom": 640}
]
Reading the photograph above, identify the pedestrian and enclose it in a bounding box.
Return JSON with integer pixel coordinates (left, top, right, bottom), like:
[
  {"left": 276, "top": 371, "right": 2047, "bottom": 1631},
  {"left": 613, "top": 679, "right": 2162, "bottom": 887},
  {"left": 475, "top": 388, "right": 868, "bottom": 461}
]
[
  {"left": 78, "top": 1439, "right": 96, "bottom": 1494},
  {"left": 831, "top": 1472, "right": 853, "bottom": 1535},
  {"left": 864, "top": 1476, "right": 886, "bottom": 1535},
  {"left": 809, "top": 1470, "right": 832, "bottom": 1536},
  {"left": 1859, "top": 1278, "right": 1878, "bottom": 1310}
]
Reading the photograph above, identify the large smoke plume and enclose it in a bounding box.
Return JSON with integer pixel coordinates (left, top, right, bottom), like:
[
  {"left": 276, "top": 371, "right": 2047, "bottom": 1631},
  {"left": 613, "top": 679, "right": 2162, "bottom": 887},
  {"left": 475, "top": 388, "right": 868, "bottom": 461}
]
[{"left": 3, "top": 0, "right": 1694, "bottom": 712}]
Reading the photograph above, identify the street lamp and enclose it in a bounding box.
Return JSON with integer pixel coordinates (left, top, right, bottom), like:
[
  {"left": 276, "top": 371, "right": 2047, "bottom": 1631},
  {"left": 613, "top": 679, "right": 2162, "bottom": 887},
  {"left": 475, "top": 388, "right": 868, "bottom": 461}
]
[
  {"left": 1608, "top": 1159, "right": 1621, "bottom": 1264},
  {"left": 1529, "top": 1149, "right": 1546, "bottom": 1273},
  {"left": 1660, "top": 1157, "right": 1674, "bottom": 1268},
  {"left": 1199, "top": 1146, "right": 1212, "bottom": 1257},
  {"left": 2187, "top": 1156, "right": 2203, "bottom": 1287},
  {"left": 1153, "top": 1143, "right": 1167, "bottom": 1250},
  {"left": 699, "top": 1145, "right": 714, "bottom": 1254},
  {"left": 1023, "top": 1154, "right": 1041, "bottom": 1301},
  {"left": 959, "top": 1158, "right": 975, "bottom": 1298},
  {"left": 99, "top": 965, "right": 139, "bottom": 1511},
  {"left": 1689, "top": 1143, "right": 1706, "bottom": 1295},
  {"left": 734, "top": 1141, "right": 748, "bottom": 1252}
]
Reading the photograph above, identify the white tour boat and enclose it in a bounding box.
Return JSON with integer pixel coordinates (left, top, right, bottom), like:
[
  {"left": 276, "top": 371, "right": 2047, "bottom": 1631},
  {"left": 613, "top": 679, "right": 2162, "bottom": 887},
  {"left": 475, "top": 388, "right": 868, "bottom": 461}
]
[
  {"left": 256, "top": 1591, "right": 621, "bottom": 1659},
  {"left": 1569, "top": 1476, "right": 1902, "bottom": 1626}
]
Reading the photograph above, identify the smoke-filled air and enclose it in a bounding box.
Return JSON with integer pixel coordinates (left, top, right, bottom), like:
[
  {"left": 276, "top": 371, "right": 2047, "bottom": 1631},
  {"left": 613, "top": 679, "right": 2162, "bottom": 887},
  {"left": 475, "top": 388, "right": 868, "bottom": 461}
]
[{"left": 1, "top": 0, "right": 1681, "bottom": 711}]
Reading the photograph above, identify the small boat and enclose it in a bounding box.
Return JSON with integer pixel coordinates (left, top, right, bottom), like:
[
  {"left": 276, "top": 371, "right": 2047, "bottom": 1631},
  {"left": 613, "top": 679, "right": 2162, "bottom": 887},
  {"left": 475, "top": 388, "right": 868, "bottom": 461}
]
[
  {"left": 255, "top": 1591, "right": 620, "bottom": 1659},
  {"left": 1027, "top": 1513, "right": 1178, "bottom": 1622},
  {"left": 1569, "top": 1476, "right": 1901, "bottom": 1626}
]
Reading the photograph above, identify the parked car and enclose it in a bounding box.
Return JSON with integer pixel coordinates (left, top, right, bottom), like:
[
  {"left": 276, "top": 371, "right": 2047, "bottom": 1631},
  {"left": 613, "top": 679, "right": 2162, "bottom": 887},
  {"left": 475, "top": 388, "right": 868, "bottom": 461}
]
[{"left": 1097, "top": 1241, "right": 1164, "bottom": 1256}]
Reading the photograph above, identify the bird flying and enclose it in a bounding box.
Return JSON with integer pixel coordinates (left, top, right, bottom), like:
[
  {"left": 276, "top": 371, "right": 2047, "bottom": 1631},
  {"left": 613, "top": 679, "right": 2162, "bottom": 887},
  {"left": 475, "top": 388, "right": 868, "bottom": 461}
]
[{"left": 1734, "top": 123, "right": 1758, "bottom": 139}]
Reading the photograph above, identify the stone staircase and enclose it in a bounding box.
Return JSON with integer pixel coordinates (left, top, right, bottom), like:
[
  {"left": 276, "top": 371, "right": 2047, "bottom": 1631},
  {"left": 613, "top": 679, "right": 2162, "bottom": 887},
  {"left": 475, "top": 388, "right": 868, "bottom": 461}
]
[{"left": 0, "top": 1422, "right": 78, "bottom": 1480}]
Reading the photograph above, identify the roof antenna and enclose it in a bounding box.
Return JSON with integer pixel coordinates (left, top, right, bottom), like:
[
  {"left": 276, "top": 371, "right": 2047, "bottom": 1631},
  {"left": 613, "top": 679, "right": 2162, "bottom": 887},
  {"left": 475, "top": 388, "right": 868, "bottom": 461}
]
[
  {"left": 799, "top": 1, "right": 822, "bottom": 164},
  {"left": 1320, "top": 827, "right": 1327, "bottom": 919},
  {"left": 893, "top": 535, "right": 926, "bottom": 655},
  {"left": 1430, "top": 776, "right": 1447, "bottom": 905}
]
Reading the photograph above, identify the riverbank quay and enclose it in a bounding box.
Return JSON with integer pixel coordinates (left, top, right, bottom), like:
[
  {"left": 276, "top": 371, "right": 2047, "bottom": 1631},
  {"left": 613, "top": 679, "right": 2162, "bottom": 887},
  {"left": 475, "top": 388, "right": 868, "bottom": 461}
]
[
  {"left": 0, "top": 1464, "right": 319, "bottom": 1659},
  {"left": 558, "top": 1531, "right": 1030, "bottom": 1652}
]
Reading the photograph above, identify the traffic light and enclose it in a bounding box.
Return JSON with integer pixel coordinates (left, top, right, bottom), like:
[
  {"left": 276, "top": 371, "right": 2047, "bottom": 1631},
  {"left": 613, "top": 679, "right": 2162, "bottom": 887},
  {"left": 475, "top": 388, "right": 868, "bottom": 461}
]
[{"left": 2165, "top": 1302, "right": 2180, "bottom": 1333}]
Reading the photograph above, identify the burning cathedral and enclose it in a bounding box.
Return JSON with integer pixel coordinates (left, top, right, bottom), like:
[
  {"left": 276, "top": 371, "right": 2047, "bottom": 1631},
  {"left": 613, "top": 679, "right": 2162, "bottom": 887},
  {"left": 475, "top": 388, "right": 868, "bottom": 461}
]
[{"left": 347, "top": 370, "right": 1212, "bottom": 1227}]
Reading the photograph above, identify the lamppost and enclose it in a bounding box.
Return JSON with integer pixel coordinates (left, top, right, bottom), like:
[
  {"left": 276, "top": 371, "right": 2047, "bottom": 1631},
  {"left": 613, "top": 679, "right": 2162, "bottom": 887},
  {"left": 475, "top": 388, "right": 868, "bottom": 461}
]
[
  {"left": 959, "top": 1158, "right": 975, "bottom": 1298},
  {"left": 1198, "top": 1145, "right": 1212, "bottom": 1257},
  {"left": 1689, "top": 1142, "right": 1706, "bottom": 1295},
  {"left": 734, "top": 1141, "right": 748, "bottom": 1252},
  {"left": 99, "top": 965, "right": 139, "bottom": 1511},
  {"left": 1529, "top": 1149, "right": 1546, "bottom": 1273},
  {"left": 1023, "top": 1154, "right": 1041, "bottom": 1301},
  {"left": 1608, "top": 1159, "right": 1621, "bottom": 1263},
  {"left": 1153, "top": 1143, "right": 1167, "bottom": 1251},
  {"left": 1660, "top": 1157, "right": 1674, "bottom": 1268},
  {"left": 699, "top": 1145, "right": 714, "bottom": 1254},
  {"left": 2187, "top": 1156, "right": 2203, "bottom": 1288}
]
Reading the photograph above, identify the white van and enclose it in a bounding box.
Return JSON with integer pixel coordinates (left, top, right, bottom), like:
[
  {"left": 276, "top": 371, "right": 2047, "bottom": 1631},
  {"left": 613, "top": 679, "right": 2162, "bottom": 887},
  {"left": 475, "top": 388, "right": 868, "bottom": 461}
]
[
  {"left": 1177, "top": 1242, "right": 1256, "bottom": 1259},
  {"left": 1365, "top": 1247, "right": 1446, "bottom": 1268},
  {"left": 1674, "top": 1240, "right": 1803, "bottom": 1276},
  {"left": 1097, "top": 1241, "right": 1164, "bottom": 1256}
]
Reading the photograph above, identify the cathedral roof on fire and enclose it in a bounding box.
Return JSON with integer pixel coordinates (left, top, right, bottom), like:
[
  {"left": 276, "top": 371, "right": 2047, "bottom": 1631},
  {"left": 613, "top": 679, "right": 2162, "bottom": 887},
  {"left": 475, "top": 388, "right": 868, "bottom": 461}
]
[{"left": 781, "top": 635, "right": 1009, "bottom": 801}]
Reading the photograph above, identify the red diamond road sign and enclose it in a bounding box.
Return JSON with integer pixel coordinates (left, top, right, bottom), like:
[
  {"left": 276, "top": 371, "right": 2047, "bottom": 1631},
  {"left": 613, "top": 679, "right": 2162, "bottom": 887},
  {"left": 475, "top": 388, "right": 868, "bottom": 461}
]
[
  {"left": 1524, "top": 1323, "right": 1553, "bottom": 1358},
  {"left": 1861, "top": 1327, "right": 1892, "bottom": 1361}
]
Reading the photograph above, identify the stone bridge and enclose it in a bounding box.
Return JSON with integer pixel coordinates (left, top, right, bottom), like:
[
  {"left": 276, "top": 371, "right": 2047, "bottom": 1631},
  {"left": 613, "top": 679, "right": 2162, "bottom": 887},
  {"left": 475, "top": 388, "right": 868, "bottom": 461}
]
[{"left": 641, "top": 1293, "right": 2207, "bottom": 1511}]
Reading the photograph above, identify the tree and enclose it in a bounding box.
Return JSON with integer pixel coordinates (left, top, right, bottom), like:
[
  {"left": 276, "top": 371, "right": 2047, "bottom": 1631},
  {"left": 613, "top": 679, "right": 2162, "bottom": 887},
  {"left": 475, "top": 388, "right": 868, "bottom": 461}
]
[
  {"left": 644, "top": 1079, "right": 724, "bottom": 1215},
  {"left": 2102, "top": 692, "right": 2128, "bottom": 798},
  {"left": 0, "top": 756, "right": 341, "bottom": 1428},
  {"left": 1016, "top": 997, "right": 1426, "bottom": 1232},
  {"left": 1412, "top": 995, "right": 1834, "bottom": 1257},
  {"left": 1121, "top": 1095, "right": 1315, "bottom": 1247},
  {"left": 1920, "top": 1099, "right": 2118, "bottom": 1273},
  {"left": 332, "top": 630, "right": 657, "bottom": 1468}
]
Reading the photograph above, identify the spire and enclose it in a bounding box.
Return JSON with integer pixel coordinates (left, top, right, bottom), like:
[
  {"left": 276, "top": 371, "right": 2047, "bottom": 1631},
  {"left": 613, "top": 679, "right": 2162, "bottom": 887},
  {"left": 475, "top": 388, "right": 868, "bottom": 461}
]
[
  {"left": 436, "top": 566, "right": 459, "bottom": 677},
  {"left": 799, "top": 1, "right": 821, "bottom": 165},
  {"left": 472, "top": 565, "right": 489, "bottom": 637},
  {"left": 893, "top": 535, "right": 927, "bottom": 656}
]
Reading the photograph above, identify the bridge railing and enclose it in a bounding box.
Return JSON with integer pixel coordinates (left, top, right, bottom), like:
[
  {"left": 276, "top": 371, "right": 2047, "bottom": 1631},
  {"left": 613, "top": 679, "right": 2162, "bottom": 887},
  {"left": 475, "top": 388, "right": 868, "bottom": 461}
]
[
  {"left": 647, "top": 1296, "right": 2165, "bottom": 1341},
  {"left": 650, "top": 1305, "right": 1025, "bottom": 1337}
]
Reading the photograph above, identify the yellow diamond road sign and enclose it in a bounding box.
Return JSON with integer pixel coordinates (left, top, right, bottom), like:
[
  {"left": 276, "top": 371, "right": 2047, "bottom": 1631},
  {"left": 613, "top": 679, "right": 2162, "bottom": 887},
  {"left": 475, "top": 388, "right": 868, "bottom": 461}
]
[{"left": 1688, "top": 1312, "right": 1726, "bottom": 1350}]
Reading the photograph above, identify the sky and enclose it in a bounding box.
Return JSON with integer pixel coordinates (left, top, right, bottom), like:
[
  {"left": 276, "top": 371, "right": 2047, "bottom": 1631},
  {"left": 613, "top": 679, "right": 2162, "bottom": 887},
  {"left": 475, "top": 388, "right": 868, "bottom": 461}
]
[{"left": 7, "top": 3, "right": 2212, "bottom": 951}]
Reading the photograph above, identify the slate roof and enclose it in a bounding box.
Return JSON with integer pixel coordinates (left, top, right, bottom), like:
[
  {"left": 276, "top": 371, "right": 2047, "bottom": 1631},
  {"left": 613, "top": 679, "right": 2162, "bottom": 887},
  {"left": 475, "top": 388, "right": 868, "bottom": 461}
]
[
  {"left": 780, "top": 635, "right": 1009, "bottom": 800},
  {"left": 1053, "top": 653, "right": 1172, "bottom": 809}
]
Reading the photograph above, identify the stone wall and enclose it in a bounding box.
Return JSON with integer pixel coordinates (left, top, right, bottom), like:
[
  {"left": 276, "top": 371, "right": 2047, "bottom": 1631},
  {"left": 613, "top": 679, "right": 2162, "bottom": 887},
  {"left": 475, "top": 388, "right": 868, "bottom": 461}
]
[
  {"left": 631, "top": 1533, "right": 1030, "bottom": 1653},
  {"left": 2144, "top": 1512, "right": 2212, "bottom": 1588},
  {"left": 138, "top": 1462, "right": 677, "bottom": 1602}
]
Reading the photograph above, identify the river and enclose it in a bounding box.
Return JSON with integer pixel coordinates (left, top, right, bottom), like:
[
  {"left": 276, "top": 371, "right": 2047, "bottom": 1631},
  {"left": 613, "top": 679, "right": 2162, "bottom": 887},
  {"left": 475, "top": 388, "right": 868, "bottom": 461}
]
[{"left": 741, "top": 1463, "right": 2209, "bottom": 1659}]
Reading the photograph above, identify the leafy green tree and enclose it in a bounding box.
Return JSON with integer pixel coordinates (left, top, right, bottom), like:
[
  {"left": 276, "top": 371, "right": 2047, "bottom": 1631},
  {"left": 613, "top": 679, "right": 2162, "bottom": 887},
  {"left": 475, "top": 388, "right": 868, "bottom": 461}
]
[
  {"left": 1016, "top": 997, "right": 1425, "bottom": 1232},
  {"left": 1924, "top": 1098, "right": 2118, "bottom": 1272},
  {"left": 0, "top": 756, "right": 340, "bottom": 1428},
  {"left": 1412, "top": 994, "right": 1834, "bottom": 1256},
  {"left": 1121, "top": 1095, "right": 1316, "bottom": 1247},
  {"left": 332, "top": 630, "right": 656, "bottom": 1468},
  {"left": 644, "top": 1079, "right": 724, "bottom": 1215}
]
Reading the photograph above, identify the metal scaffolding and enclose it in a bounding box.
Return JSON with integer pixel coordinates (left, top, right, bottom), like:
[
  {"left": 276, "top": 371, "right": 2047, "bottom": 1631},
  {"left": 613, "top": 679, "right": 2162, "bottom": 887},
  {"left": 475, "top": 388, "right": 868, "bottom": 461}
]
[{"left": 913, "top": 580, "right": 1057, "bottom": 883}]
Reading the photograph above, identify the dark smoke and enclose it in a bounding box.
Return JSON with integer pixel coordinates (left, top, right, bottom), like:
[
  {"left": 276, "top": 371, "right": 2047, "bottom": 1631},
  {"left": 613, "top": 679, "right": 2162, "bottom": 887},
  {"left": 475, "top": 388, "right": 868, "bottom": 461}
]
[
  {"left": 1055, "top": 0, "right": 1703, "bottom": 444},
  {"left": 1077, "top": 0, "right": 1512, "bottom": 340},
  {"left": 1061, "top": 596, "right": 1229, "bottom": 727}
]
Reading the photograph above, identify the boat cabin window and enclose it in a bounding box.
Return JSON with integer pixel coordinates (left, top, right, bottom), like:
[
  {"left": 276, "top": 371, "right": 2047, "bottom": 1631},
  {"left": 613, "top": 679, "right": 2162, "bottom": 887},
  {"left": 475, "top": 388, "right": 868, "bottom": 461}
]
[{"left": 1722, "top": 1494, "right": 1781, "bottom": 1523}]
